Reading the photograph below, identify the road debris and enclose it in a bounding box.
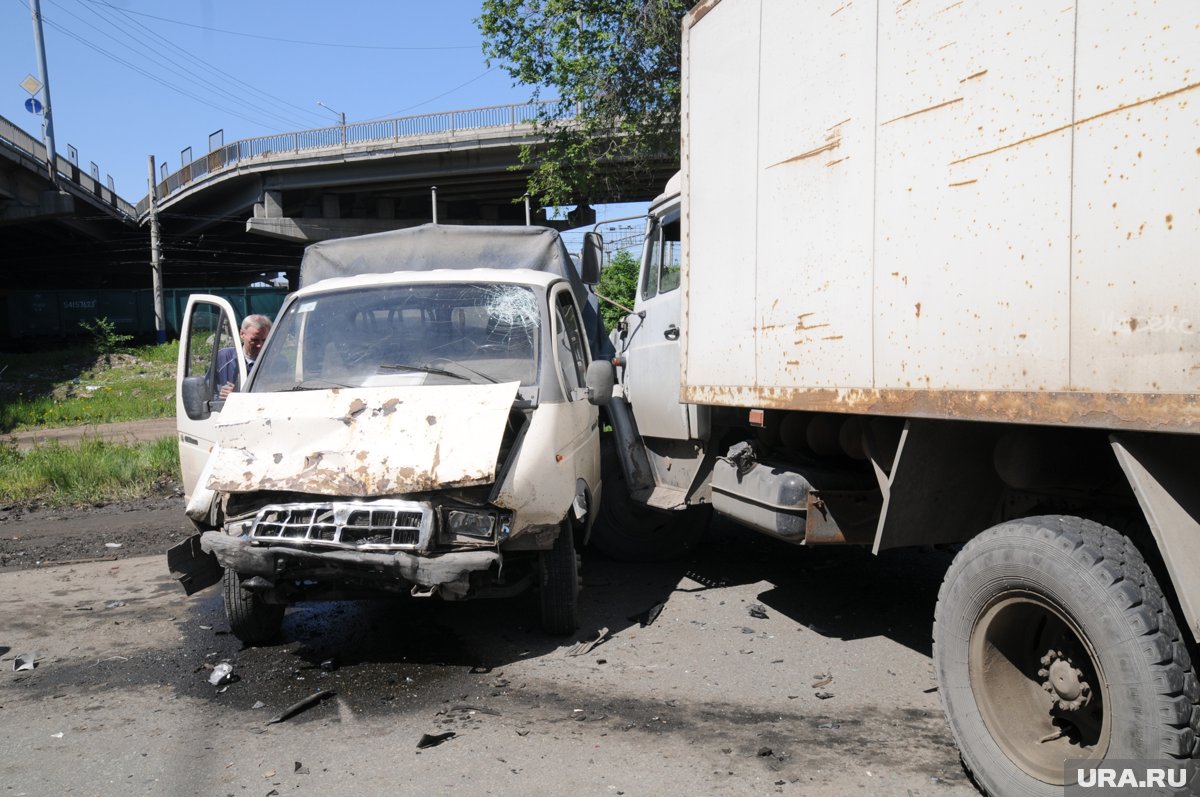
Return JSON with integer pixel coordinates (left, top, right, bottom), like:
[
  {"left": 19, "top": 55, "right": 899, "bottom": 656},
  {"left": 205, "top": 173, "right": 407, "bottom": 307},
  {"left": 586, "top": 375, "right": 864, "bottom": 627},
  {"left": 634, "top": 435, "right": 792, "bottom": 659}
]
[
  {"left": 294, "top": 761, "right": 309, "bottom": 775},
  {"left": 814, "top": 691, "right": 834, "bottom": 700},
  {"left": 50, "top": 731, "right": 63, "bottom": 738},
  {"left": 629, "top": 603, "right": 665, "bottom": 627},
  {"left": 104, "top": 542, "right": 122, "bottom": 549},
  {"left": 811, "top": 673, "right": 833, "bottom": 688},
  {"left": 104, "top": 600, "right": 126, "bottom": 609},
  {"left": 748, "top": 604, "right": 768, "bottom": 620},
  {"left": 266, "top": 690, "right": 335, "bottom": 725},
  {"left": 14, "top": 652, "right": 39, "bottom": 671},
  {"left": 683, "top": 570, "right": 729, "bottom": 589},
  {"left": 208, "top": 662, "right": 234, "bottom": 686},
  {"left": 443, "top": 705, "right": 501, "bottom": 717},
  {"left": 320, "top": 658, "right": 338, "bottom": 672},
  {"left": 252, "top": 700, "right": 266, "bottom": 710},
  {"left": 416, "top": 731, "right": 456, "bottom": 749},
  {"left": 565, "top": 627, "right": 610, "bottom": 657},
  {"left": 818, "top": 721, "right": 841, "bottom": 730}
]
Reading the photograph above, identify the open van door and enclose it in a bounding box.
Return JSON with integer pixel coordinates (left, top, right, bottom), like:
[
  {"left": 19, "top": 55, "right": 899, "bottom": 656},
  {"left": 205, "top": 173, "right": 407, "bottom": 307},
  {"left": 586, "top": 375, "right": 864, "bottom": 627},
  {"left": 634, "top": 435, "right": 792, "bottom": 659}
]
[{"left": 176, "top": 295, "right": 245, "bottom": 501}]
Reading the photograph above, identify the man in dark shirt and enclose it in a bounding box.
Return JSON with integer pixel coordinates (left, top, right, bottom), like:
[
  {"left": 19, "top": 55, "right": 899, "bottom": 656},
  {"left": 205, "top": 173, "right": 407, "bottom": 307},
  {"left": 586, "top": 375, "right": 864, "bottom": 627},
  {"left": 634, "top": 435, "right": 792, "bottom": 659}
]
[{"left": 216, "top": 314, "right": 271, "bottom": 399}]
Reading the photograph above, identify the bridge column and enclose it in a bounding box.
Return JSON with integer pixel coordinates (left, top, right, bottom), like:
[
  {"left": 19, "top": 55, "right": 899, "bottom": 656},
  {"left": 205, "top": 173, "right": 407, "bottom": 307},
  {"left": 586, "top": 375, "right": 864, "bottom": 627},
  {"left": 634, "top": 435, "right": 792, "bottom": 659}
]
[{"left": 254, "top": 190, "right": 283, "bottom": 219}]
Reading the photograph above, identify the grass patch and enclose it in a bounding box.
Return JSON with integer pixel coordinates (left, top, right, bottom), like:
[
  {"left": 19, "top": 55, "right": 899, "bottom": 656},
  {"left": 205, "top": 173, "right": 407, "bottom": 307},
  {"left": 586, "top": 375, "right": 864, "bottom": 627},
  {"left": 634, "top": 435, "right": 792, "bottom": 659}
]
[
  {"left": 0, "top": 341, "right": 177, "bottom": 433},
  {"left": 0, "top": 436, "right": 180, "bottom": 506}
]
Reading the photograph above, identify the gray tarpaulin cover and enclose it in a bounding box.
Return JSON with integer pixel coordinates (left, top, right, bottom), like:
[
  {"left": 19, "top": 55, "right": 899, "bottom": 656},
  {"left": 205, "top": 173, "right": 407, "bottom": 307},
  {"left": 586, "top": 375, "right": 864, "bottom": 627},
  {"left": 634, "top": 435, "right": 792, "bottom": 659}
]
[{"left": 298, "top": 223, "right": 609, "bottom": 357}]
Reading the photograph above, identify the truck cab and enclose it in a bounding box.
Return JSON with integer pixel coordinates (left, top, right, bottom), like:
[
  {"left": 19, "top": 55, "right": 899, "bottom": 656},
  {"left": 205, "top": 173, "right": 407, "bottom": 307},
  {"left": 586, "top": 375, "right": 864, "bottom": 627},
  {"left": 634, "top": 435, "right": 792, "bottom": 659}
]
[{"left": 169, "top": 225, "right": 613, "bottom": 643}]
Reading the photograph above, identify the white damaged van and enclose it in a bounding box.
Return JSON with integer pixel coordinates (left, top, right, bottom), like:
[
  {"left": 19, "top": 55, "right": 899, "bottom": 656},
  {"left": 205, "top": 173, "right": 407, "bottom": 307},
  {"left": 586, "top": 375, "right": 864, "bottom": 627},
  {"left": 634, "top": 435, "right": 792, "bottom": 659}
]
[{"left": 167, "top": 225, "right": 615, "bottom": 643}]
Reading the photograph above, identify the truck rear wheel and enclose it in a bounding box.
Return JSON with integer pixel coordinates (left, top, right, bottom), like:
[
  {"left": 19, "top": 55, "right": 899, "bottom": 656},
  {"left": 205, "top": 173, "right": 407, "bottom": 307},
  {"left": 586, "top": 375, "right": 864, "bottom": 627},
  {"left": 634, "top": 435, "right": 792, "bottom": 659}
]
[
  {"left": 933, "top": 516, "right": 1198, "bottom": 796},
  {"left": 223, "top": 568, "right": 285, "bottom": 645},
  {"left": 590, "top": 440, "right": 711, "bottom": 562},
  {"left": 539, "top": 522, "right": 581, "bottom": 635}
]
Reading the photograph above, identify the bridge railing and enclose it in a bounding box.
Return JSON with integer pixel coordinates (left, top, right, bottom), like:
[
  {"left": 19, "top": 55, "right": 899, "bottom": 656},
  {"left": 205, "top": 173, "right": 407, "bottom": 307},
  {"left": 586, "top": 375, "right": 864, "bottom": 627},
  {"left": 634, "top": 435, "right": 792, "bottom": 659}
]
[
  {"left": 0, "top": 114, "right": 136, "bottom": 219},
  {"left": 136, "top": 99, "right": 570, "bottom": 218}
]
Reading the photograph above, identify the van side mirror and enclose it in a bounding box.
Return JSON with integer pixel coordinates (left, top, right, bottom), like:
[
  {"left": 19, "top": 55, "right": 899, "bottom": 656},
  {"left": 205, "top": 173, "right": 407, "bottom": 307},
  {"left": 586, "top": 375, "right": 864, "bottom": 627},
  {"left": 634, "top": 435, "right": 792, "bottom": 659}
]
[
  {"left": 580, "top": 232, "right": 603, "bottom": 285},
  {"left": 181, "top": 375, "right": 213, "bottom": 420},
  {"left": 585, "top": 359, "right": 614, "bottom": 406}
]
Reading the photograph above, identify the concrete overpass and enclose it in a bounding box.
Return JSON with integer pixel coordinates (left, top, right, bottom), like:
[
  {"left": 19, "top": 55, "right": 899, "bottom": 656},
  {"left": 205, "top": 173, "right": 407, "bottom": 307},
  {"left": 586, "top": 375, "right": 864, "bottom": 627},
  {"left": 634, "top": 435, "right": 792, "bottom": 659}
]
[
  {"left": 138, "top": 101, "right": 676, "bottom": 245},
  {"left": 1, "top": 114, "right": 141, "bottom": 289}
]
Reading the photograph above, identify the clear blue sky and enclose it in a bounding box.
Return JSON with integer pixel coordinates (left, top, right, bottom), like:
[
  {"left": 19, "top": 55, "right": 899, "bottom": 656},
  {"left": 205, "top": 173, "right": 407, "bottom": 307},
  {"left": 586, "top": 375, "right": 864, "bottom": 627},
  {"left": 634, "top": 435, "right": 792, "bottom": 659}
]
[{"left": 1, "top": 0, "right": 650, "bottom": 241}]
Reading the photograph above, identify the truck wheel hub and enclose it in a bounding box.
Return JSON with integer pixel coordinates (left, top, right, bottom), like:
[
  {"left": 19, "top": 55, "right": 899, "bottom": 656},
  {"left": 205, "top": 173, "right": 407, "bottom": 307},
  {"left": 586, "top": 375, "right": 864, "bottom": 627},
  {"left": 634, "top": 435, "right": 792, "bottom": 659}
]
[{"left": 1038, "top": 650, "right": 1092, "bottom": 711}]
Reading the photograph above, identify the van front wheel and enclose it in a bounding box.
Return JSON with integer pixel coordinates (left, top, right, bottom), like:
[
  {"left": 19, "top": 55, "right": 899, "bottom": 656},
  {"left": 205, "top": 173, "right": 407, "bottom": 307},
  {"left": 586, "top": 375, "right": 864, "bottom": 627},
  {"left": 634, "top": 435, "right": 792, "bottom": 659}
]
[
  {"left": 539, "top": 522, "right": 581, "bottom": 635},
  {"left": 223, "top": 568, "right": 285, "bottom": 645}
]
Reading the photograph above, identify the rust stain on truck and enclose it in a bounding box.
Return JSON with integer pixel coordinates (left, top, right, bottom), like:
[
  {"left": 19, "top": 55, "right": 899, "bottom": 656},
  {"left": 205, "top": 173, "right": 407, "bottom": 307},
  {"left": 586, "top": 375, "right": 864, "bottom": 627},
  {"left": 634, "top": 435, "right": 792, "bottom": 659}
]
[
  {"left": 951, "top": 80, "right": 1200, "bottom": 166},
  {"left": 681, "top": 384, "right": 1200, "bottom": 434}
]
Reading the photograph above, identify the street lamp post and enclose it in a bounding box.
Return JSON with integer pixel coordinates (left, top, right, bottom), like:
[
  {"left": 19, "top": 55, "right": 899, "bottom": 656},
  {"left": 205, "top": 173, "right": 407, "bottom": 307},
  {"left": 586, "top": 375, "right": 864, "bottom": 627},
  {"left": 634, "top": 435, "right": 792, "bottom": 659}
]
[{"left": 317, "top": 101, "right": 346, "bottom": 145}]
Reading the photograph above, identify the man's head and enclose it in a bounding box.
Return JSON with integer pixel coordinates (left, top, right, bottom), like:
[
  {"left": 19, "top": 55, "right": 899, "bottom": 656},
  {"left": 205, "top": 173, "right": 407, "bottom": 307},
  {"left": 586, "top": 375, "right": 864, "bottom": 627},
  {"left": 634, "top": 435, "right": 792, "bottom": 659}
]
[{"left": 240, "top": 315, "right": 271, "bottom": 359}]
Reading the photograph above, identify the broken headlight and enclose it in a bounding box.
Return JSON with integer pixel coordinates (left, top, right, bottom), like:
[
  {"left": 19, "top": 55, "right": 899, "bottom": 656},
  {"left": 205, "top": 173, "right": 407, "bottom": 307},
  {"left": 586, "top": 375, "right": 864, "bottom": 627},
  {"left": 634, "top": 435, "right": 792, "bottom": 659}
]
[
  {"left": 439, "top": 509, "right": 497, "bottom": 545},
  {"left": 225, "top": 519, "right": 253, "bottom": 537}
]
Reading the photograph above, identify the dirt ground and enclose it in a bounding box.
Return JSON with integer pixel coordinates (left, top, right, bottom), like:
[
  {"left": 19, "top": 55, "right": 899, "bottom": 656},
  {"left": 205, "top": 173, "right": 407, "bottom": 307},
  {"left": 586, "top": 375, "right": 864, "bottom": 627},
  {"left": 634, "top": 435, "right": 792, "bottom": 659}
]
[{"left": 0, "top": 498, "right": 981, "bottom": 796}]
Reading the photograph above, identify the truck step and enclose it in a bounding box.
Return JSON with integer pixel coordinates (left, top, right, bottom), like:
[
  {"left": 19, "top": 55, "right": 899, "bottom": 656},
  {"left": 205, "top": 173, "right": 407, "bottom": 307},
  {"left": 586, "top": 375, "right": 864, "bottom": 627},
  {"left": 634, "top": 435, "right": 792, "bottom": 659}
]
[{"left": 631, "top": 484, "right": 690, "bottom": 511}]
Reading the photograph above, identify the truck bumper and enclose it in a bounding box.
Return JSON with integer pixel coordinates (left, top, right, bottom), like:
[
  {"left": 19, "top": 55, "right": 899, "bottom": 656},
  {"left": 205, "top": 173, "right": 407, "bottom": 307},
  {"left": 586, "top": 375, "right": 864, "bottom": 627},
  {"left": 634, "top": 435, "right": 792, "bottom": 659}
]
[{"left": 199, "top": 531, "right": 500, "bottom": 598}]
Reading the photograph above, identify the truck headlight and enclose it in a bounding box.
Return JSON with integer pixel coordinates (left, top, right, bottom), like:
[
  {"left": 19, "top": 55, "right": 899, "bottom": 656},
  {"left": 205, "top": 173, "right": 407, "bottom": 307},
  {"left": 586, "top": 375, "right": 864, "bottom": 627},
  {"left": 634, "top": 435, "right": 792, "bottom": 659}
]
[
  {"left": 440, "top": 510, "right": 496, "bottom": 544},
  {"left": 225, "top": 519, "right": 253, "bottom": 537}
]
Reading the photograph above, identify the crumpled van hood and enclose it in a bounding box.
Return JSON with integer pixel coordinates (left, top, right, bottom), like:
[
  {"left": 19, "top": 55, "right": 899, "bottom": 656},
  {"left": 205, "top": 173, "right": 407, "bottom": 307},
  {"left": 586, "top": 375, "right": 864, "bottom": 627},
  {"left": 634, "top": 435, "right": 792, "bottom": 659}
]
[{"left": 206, "top": 383, "right": 520, "bottom": 496}]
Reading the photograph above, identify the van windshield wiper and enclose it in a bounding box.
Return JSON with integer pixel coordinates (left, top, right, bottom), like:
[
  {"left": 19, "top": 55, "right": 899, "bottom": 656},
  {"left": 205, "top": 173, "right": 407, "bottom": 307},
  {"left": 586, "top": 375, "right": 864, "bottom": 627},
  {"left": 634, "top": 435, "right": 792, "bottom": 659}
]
[
  {"left": 378, "top": 363, "right": 471, "bottom": 381},
  {"left": 286, "top": 378, "right": 356, "bottom": 391}
]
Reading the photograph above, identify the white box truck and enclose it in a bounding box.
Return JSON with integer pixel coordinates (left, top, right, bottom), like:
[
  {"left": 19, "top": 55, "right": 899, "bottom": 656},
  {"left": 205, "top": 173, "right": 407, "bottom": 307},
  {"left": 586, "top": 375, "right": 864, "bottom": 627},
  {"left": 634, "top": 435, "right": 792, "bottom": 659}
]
[{"left": 584, "top": 1, "right": 1200, "bottom": 793}]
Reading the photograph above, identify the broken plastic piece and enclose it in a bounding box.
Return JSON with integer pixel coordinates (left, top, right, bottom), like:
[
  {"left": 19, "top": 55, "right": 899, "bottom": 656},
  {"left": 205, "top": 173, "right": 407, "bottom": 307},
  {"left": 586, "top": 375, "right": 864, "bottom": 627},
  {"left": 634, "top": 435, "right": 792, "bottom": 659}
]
[
  {"left": 294, "top": 761, "right": 309, "bottom": 775},
  {"left": 748, "top": 604, "right": 768, "bottom": 619},
  {"left": 416, "top": 731, "right": 456, "bottom": 749},
  {"left": 565, "top": 627, "right": 610, "bottom": 657},
  {"left": 252, "top": 700, "right": 266, "bottom": 710},
  {"left": 104, "top": 600, "right": 126, "bottom": 609},
  {"left": 811, "top": 674, "right": 833, "bottom": 688},
  {"left": 104, "top": 542, "right": 122, "bottom": 549},
  {"left": 209, "top": 662, "right": 234, "bottom": 686},
  {"left": 13, "top": 652, "right": 37, "bottom": 671},
  {"left": 320, "top": 658, "right": 337, "bottom": 672},
  {"left": 266, "top": 689, "right": 335, "bottom": 725},
  {"left": 815, "top": 691, "right": 834, "bottom": 700}
]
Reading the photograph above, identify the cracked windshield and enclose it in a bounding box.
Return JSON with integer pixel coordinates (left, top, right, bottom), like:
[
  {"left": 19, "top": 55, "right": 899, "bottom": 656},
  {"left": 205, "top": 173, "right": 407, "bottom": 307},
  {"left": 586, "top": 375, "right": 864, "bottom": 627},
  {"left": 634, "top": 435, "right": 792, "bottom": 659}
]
[{"left": 251, "top": 283, "right": 540, "bottom": 391}]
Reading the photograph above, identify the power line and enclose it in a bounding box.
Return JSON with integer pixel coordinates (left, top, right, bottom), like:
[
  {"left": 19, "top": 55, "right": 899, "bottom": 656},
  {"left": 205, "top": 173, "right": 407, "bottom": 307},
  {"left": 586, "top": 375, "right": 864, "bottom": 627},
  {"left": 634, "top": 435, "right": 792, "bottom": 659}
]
[
  {"left": 364, "top": 68, "right": 497, "bottom": 121},
  {"left": 34, "top": 13, "right": 294, "bottom": 133},
  {"left": 76, "top": 0, "right": 478, "bottom": 51},
  {"left": 45, "top": 0, "right": 311, "bottom": 130},
  {"left": 84, "top": 0, "right": 329, "bottom": 128}
]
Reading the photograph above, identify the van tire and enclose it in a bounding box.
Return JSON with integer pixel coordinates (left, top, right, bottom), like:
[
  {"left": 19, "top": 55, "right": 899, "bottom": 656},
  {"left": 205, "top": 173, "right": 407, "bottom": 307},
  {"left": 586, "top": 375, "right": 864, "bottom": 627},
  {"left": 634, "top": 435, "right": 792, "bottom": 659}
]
[
  {"left": 539, "top": 522, "right": 581, "bottom": 635},
  {"left": 933, "top": 516, "right": 1199, "bottom": 796},
  {"left": 591, "top": 439, "right": 711, "bottom": 562},
  {"left": 223, "top": 568, "right": 285, "bottom": 645}
]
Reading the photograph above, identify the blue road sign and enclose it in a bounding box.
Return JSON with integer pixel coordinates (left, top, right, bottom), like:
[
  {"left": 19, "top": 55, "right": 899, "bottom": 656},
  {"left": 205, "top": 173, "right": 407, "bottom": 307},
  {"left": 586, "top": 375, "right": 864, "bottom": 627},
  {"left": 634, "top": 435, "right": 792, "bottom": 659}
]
[{"left": 24, "top": 97, "right": 43, "bottom": 115}]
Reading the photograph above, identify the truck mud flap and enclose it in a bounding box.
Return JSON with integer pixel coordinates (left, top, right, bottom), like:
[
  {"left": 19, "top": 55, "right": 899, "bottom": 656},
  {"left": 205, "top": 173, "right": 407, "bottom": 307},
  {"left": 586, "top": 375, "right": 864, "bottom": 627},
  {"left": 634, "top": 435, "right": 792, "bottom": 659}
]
[{"left": 167, "top": 533, "right": 223, "bottom": 595}]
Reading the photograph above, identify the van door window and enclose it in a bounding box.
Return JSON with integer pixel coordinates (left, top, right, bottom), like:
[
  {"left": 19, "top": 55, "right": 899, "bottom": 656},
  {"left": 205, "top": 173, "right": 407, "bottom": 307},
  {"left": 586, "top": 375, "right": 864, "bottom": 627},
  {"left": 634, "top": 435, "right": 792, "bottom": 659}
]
[
  {"left": 554, "top": 291, "right": 588, "bottom": 395},
  {"left": 184, "top": 303, "right": 235, "bottom": 406}
]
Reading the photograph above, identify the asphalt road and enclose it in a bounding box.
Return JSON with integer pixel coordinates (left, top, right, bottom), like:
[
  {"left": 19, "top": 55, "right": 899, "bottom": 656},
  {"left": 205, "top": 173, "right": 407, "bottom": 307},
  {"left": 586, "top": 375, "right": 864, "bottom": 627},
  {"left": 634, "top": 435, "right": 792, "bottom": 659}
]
[{"left": 0, "top": 512, "right": 980, "bottom": 796}]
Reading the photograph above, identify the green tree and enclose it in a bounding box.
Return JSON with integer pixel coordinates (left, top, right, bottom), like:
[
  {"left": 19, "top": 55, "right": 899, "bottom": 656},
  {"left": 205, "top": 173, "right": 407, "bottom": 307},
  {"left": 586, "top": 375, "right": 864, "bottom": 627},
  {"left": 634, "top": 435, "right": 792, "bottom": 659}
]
[
  {"left": 478, "top": 0, "right": 694, "bottom": 208},
  {"left": 597, "top": 249, "right": 640, "bottom": 332}
]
